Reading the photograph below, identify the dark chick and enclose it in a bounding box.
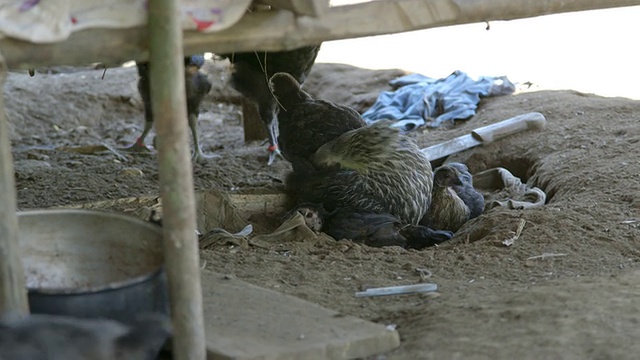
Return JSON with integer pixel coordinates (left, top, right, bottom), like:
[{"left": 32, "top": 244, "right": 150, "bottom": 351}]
[
  {"left": 218, "top": 45, "right": 321, "bottom": 165},
  {"left": 131, "top": 55, "right": 213, "bottom": 162},
  {"left": 0, "top": 313, "right": 170, "bottom": 360},
  {"left": 286, "top": 120, "right": 433, "bottom": 226},
  {"left": 269, "top": 72, "right": 366, "bottom": 174},
  {"left": 447, "top": 162, "right": 473, "bottom": 186},
  {"left": 287, "top": 204, "right": 452, "bottom": 249},
  {"left": 445, "top": 162, "right": 485, "bottom": 219},
  {"left": 323, "top": 209, "right": 452, "bottom": 249},
  {"left": 422, "top": 164, "right": 472, "bottom": 232}
]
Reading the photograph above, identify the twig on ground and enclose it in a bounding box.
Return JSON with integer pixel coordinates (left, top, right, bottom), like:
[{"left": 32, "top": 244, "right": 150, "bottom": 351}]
[{"left": 502, "top": 219, "right": 527, "bottom": 247}]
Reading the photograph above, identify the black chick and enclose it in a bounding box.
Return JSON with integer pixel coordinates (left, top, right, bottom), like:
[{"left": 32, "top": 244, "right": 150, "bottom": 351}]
[
  {"left": 445, "top": 162, "right": 485, "bottom": 219},
  {"left": 286, "top": 120, "right": 434, "bottom": 226},
  {"left": 268, "top": 72, "right": 366, "bottom": 174},
  {"left": 130, "top": 55, "right": 213, "bottom": 162},
  {"left": 218, "top": 45, "right": 321, "bottom": 165},
  {"left": 0, "top": 313, "right": 170, "bottom": 360},
  {"left": 287, "top": 204, "right": 452, "bottom": 249}
]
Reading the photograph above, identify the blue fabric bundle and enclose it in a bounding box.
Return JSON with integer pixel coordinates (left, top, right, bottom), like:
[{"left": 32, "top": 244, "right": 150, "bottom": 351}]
[{"left": 361, "top": 70, "right": 515, "bottom": 131}]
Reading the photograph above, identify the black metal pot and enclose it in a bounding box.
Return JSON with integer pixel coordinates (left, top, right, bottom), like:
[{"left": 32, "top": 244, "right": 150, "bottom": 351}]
[{"left": 18, "top": 209, "right": 170, "bottom": 321}]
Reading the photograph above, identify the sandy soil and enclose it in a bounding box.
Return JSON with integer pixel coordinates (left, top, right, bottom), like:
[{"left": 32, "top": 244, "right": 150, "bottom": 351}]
[{"left": 4, "top": 61, "right": 640, "bottom": 359}]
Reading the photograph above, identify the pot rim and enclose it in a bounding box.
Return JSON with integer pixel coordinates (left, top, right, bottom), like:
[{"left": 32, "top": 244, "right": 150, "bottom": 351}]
[
  {"left": 27, "top": 266, "right": 166, "bottom": 296},
  {"left": 19, "top": 209, "right": 165, "bottom": 296}
]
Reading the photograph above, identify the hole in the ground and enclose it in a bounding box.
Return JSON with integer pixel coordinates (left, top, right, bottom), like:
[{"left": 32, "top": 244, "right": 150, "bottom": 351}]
[
  {"left": 487, "top": 156, "right": 537, "bottom": 183},
  {"left": 464, "top": 153, "right": 556, "bottom": 204}
]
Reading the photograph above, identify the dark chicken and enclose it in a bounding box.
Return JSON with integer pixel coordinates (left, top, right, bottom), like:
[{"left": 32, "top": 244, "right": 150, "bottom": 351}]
[
  {"left": 288, "top": 204, "right": 452, "bottom": 249},
  {"left": 0, "top": 313, "right": 170, "bottom": 360},
  {"left": 218, "top": 45, "right": 321, "bottom": 165},
  {"left": 130, "top": 55, "right": 212, "bottom": 162},
  {"left": 286, "top": 120, "right": 434, "bottom": 226},
  {"left": 269, "top": 72, "right": 366, "bottom": 174}
]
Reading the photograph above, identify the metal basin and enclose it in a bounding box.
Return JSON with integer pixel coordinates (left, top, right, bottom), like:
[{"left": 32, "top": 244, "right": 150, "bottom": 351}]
[{"left": 18, "top": 209, "right": 169, "bottom": 322}]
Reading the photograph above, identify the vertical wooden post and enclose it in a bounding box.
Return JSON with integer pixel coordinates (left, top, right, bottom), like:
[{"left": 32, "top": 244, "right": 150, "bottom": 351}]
[
  {"left": 0, "top": 54, "right": 29, "bottom": 314},
  {"left": 241, "top": 98, "right": 268, "bottom": 143},
  {"left": 147, "top": 2, "right": 206, "bottom": 359}
]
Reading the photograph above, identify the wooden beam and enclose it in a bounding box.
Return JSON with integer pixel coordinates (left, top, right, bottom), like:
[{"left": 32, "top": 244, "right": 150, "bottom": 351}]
[
  {"left": 0, "top": 54, "right": 29, "bottom": 315},
  {"left": 148, "top": 0, "right": 206, "bottom": 359},
  {"left": 2, "top": 0, "right": 640, "bottom": 69}
]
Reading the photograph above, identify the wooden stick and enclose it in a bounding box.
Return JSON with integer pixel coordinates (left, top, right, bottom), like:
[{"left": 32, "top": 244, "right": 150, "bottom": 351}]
[
  {"left": 3, "top": 0, "right": 640, "bottom": 69},
  {"left": 148, "top": 1, "right": 205, "bottom": 359},
  {"left": 502, "top": 219, "right": 527, "bottom": 247},
  {"left": 0, "top": 54, "right": 29, "bottom": 314}
]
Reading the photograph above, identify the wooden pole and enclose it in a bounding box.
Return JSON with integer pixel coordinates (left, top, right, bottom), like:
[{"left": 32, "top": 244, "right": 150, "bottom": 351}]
[
  {"left": 241, "top": 98, "right": 269, "bottom": 143},
  {"left": 147, "top": 1, "right": 206, "bottom": 359},
  {"left": 2, "top": 0, "right": 640, "bottom": 69},
  {"left": 0, "top": 53, "right": 29, "bottom": 314}
]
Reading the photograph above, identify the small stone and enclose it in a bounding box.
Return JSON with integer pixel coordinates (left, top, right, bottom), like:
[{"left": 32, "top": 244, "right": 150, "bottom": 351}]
[
  {"left": 118, "top": 167, "right": 144, "bottom": 178},
  {"left": 74, "top": 125, "right": 89, "bottom": 133}
]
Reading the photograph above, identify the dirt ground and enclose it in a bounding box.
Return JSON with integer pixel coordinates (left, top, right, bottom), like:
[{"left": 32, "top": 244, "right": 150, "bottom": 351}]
[{"left": 4, "top": 61, "right": 640, "bottom": 359}]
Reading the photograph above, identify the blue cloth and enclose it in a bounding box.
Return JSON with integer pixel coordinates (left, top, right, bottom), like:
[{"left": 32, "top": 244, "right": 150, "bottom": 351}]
[
  {"left": 188, "top": 54, "right": 206, "bottom": 68},
  {"left": 361, "top": 70, "right": 515, "bottom": 131}
]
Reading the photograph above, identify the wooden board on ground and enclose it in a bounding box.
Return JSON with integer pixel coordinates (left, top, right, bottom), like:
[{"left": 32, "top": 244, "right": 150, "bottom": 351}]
[{"left": 201, "top": 270, "right": 400, "bottom": 359}]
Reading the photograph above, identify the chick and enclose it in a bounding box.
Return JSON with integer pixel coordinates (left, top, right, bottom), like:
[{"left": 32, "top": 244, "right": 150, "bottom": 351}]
[
  {"left": 282, "top": 202, "right": 326, "bottom": 232},
  {"left": 422, "top": 164, "right": 476, "bottom": 232},
  {"left": 269, "top": 72, "right": 366, "bottom": 174},
  {"left": 444, "top": 162, "right": 485, "bottom": 219},
  {"left": 286, "top": 204, "right": 452, "bottom": 249}
]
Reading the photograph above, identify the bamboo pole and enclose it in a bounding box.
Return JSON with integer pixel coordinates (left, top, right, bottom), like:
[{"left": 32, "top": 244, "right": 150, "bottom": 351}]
[
  {"left": 0, "top": 53, "right": 29, "bottom": 314},
  {"left": 2, "top": 0, "right": 640, "bottom": 69},
  {"left": 147, "top": 1, "right": 206, "bottom": 359}
]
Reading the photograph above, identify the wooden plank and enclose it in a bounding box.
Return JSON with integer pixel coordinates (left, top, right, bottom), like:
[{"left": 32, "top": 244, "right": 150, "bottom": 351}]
[
  {"left": 0, "top": 54, "right": 29, "bottom": 314},
  {"left": 257, "top": 0, "right": 330, "bottom": 17},
  {"left": 201, "top": 270, "right": 400, "bottom": 359},
  {"left": 227, "top": 190, "right": 288, "bottom": 219},
  {"left": 3, "top": 0, "right": 640, "bottom": 69},
  {"left": 148, "top": 0, "right": 206, "bottom": 359}
]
